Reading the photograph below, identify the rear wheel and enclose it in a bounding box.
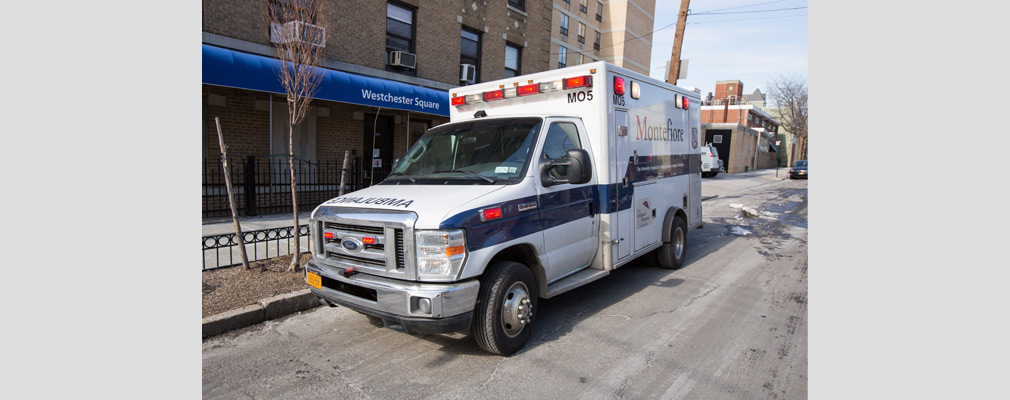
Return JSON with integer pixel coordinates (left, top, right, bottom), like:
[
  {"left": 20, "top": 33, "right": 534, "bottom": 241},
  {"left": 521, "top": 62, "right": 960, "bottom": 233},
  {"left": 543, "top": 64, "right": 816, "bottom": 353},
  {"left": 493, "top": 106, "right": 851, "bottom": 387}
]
[
  {"left": 657, "top": 215, "right": 687, "bottom": 270},
  {"left": 472, "top": 261, "right": 537, "bottom": 355}
]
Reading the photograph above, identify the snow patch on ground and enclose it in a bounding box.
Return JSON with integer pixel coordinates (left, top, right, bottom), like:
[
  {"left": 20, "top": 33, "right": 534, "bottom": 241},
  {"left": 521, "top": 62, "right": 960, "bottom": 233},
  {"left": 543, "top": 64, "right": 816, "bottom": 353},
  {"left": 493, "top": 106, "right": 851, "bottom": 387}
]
[{"left": 730, "top": 226, "right": 752, "bottom": 236}]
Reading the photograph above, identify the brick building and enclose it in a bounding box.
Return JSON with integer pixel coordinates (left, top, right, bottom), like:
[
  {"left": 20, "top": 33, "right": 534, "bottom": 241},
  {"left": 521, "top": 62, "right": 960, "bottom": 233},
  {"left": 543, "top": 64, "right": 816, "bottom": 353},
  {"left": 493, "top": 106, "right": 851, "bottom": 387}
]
[
  {"left": 699, "top": 80, "right": 781, "bottom": 174},
  {"left": 548, "top": 0, "right": 656, "bottom": 75},
  {"left": 202, "top": 0, "right": 553, "bottom": 217}
]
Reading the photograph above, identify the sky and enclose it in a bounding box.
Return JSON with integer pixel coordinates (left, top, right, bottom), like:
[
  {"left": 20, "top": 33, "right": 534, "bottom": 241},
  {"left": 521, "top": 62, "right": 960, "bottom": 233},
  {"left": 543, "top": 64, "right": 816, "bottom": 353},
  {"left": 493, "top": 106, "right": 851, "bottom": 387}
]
[{"left": 646, "top": 0, "right": 808, "bottom": 101}]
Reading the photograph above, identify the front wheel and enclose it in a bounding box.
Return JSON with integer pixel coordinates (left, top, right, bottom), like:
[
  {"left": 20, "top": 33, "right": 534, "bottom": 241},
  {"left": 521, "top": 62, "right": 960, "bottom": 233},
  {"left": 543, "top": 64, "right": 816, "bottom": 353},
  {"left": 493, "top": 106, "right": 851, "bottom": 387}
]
[
  {"left": 657, "top": 215, "right": 687, "bottom": 270},
  {"left": 472, "top": 261, "right": 537, "bottom": 355}
]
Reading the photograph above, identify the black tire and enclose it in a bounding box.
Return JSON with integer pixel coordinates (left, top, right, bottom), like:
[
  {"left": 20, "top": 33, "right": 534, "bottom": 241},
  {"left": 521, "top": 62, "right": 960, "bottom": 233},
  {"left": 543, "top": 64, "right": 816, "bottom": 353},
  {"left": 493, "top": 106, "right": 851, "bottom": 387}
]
[
  {"left": 657, "top": 215, "right": 687, "bottom": 270},
  {"left": 710, "top": 171, "right": 718, "bottom": 178},
  {"left": 472, "top": 261, "right": 537, "bottom": 356}
]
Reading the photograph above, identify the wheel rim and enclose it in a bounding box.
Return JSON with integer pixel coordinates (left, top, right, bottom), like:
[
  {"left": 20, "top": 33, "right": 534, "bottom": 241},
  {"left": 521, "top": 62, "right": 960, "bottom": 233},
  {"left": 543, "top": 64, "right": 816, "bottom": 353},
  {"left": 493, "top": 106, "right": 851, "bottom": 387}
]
[
  {"left": 500, "top": 281, "right": 533, "bottom": 338},
  {"left": 673, "top": 227, "right": 685, "bottom": 259}
]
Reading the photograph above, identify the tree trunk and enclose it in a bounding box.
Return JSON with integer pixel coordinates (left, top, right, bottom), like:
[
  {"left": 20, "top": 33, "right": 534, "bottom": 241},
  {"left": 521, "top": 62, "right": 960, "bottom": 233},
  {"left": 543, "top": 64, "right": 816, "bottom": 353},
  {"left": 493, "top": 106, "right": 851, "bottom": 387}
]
[
  {"left": 215, "top": 117, "right": 251, "bottom": 270},
  {"left": 288, "top": 122, "right": 300, "bottom": 272},
  {"left": 338, "top": 150, "right": 349, "bottom": 196}
]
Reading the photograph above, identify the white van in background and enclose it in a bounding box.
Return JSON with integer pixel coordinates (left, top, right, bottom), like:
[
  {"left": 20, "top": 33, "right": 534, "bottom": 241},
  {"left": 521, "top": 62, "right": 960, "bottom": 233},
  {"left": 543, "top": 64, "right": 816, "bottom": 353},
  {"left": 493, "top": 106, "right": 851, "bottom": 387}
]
[{"left": 700, "top": 144, "right": 723, "bottom": 177}]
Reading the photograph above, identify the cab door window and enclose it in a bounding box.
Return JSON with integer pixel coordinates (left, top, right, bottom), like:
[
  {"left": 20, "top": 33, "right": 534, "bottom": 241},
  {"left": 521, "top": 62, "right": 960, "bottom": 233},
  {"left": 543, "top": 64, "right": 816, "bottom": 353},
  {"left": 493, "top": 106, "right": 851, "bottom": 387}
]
[{"left": 541, "top": 122, "right": 581, "bottom": 180}]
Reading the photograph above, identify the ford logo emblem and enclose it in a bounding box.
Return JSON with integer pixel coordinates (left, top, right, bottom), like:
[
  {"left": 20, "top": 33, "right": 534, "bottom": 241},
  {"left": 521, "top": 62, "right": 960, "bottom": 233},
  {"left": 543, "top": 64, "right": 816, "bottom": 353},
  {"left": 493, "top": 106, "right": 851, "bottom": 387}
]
[{"left": 341, "top": 238, "right": 362, "bottom": 252}]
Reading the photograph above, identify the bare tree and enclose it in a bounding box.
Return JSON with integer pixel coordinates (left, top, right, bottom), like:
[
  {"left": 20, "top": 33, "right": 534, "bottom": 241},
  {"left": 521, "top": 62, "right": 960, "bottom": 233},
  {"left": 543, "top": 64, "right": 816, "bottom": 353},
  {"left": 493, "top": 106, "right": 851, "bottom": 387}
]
[
  {"left": 767, "top": 73, "right": 808, "bottom": 162},
  {"left": 215, "top": 117, "right": 252, "bottom": 270},
  {"left": 267, "top": 0, "right": 327, "bottom": 271}
]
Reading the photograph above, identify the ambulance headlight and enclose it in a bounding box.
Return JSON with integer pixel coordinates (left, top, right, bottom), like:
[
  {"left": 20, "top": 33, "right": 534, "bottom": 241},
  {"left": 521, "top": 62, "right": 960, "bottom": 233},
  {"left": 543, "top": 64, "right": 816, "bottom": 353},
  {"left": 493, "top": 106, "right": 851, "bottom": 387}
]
[{"left": 415, "top": 229, "right": 467, "bottom": 281}]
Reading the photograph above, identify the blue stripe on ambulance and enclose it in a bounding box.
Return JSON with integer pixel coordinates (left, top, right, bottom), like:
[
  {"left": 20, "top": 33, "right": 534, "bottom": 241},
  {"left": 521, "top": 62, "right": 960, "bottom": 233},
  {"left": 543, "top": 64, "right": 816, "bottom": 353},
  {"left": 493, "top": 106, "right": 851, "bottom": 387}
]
[{"left": 439, "top": 153, "right": 701, "bottom": 252}]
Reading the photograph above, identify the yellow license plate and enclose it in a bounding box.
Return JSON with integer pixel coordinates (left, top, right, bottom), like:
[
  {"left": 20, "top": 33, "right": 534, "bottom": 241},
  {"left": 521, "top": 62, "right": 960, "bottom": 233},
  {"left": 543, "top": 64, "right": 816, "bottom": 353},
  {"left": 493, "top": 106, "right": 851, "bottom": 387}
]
[{"left": 307, "top": 271, "right": 321, "bottom": 290}]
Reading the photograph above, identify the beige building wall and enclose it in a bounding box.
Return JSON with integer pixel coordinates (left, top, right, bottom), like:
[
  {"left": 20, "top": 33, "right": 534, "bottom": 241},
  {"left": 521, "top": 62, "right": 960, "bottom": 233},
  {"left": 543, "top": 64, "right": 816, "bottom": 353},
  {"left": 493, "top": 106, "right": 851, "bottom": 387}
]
[{"left": 549, "top": 0, "right": 654, "bottom": 75}]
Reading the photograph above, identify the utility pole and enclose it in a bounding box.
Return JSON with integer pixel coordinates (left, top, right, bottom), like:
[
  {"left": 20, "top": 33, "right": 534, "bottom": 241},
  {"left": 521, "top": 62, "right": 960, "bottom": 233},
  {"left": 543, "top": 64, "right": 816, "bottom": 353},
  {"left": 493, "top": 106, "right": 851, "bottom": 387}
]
[{"left": 666, "top": 0, "right": 691, "bottom": 85}]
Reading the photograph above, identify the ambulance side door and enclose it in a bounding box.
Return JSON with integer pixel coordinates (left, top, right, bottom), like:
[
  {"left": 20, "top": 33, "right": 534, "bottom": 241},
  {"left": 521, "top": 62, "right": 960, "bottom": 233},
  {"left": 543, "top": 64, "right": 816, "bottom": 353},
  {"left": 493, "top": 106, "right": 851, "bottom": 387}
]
[{"left": 534, "top": 118, "right": 599, "bottom": 282}]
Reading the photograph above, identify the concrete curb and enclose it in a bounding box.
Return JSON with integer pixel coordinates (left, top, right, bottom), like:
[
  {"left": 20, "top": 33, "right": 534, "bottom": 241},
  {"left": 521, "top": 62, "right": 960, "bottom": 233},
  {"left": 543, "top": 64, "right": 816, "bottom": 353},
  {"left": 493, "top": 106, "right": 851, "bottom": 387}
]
[{"left": 202, "top": 289, "right": 321, "bottom": 338}]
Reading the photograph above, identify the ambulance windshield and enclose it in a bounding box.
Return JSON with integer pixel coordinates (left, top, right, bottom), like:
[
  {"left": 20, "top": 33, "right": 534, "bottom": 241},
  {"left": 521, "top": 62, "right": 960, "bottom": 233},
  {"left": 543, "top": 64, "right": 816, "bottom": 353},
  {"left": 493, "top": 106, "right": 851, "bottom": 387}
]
[{"left": 385, "top": 117, "right": 542, "bottom": 184}]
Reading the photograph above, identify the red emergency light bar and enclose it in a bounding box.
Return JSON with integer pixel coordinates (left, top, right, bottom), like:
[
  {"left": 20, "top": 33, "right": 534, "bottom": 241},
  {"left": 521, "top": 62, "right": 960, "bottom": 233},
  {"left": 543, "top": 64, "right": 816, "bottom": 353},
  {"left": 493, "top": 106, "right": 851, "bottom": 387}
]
[
  {"left": 517, "top": 83, "right": 540, "bottom": 96},
  {"left": 614, "top": 76, "right": 625, "bottom": 96},
  {"left": 483, "top": 89, "right": 504, "bottom": 101},
  {"left": 451, "top": 96, "right": 466, "bottom": 106},
  {"left": 563, "top": 75, "right": 593, "bottom": 89},
  {"left": 683, "top": 96, "right": 689, "bottom": 110}
]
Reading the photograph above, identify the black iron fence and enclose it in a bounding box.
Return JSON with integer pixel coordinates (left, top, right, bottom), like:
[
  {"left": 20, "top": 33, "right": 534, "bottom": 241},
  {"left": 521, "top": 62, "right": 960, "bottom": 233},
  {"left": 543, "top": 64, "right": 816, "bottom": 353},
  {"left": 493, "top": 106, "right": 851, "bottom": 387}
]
[
  {"left": 203, "top": 154, "right": 383, "bottom": 218},
  {"left": 202, "top": 224, "right": 311, "bottom": 270}
]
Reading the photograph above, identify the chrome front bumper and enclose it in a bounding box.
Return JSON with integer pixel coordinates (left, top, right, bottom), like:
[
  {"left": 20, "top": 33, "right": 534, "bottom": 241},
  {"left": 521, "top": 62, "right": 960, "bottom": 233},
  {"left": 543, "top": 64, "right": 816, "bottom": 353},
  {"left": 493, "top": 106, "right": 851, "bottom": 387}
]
[{"left": 306, "top": 259, "right": 480, "bottom": 334}]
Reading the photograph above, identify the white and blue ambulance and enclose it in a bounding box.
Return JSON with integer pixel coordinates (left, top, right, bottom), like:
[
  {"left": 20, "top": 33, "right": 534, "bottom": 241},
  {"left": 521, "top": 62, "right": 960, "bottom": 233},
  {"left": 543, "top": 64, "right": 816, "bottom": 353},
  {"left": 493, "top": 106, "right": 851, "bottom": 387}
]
[{"left": 305, "top": 62, "right": 703, "bottom": 355}]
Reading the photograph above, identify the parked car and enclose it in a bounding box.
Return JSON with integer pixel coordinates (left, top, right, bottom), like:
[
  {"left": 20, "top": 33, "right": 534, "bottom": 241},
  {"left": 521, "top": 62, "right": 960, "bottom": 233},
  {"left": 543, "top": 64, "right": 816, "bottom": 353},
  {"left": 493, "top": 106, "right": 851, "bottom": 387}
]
[
  {"left": 789, "top": 160, "right": 808, "bottom": 179},
  {"left": 700, "top": 144, "right": 723, "bottom": 178}
]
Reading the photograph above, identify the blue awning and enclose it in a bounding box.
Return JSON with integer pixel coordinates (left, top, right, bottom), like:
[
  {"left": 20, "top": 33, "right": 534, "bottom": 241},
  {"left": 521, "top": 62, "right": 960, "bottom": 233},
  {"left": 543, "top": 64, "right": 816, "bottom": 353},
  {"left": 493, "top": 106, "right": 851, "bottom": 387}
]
[{"left": 202, "top": 44, "right": 448, "bottom": 117}]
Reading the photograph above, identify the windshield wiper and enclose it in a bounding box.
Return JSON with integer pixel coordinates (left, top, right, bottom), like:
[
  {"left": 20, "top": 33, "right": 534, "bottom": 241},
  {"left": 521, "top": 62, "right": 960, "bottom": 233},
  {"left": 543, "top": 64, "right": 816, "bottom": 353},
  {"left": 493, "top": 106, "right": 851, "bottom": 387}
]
[
  {"left": 387, "top": 171, "right": 416, "bottom": 182},
  {"left": 433, "top": 169, "right": 495, "bottom": 183}
]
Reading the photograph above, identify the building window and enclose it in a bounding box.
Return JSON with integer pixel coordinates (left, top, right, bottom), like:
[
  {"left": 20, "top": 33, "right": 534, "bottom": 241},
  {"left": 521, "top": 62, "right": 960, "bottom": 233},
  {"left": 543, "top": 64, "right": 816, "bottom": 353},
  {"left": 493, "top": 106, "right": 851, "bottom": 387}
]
[
  {"left": 593, "top": 31, "right": 600, "bottom": 50},
  {"left": 558, "top": 45, "right": 567, "bottom": 68},
  {"left": 577, "top": 23, "right": 585, "bottom": 44},
  {"left": 596, "top": 2, "right": 603, "bottom": 22},
  {"left": 714, "top": 135, "right": 723, "bottom": 144},
  {"left": 386, "top": 2, "right": 415, "bottom": 72},
  {"left": 460, "top": 28, "right": 481, "bottom": 83},
  {"left": 507, "top": 0, "right": 525, "bottom": 11},
  {"left": 560, "top": 13, "right": 569, "bottom": 36},
  {"left": 579, "top": 0, "right": 588, "bottom": 13},
  {"left": 577, "top": 52, "right": 584, "bottom": 65},
  {"left": 505, "top": 43, "right": 521, "bottom": 78}
]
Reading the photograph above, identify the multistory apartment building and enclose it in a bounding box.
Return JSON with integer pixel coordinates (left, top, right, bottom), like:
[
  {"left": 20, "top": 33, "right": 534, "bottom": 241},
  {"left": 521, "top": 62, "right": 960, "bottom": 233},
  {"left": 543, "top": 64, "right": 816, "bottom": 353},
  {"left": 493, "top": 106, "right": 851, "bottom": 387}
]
[{"left": 549, "top": 0, "right": 656, "bottom": 75}]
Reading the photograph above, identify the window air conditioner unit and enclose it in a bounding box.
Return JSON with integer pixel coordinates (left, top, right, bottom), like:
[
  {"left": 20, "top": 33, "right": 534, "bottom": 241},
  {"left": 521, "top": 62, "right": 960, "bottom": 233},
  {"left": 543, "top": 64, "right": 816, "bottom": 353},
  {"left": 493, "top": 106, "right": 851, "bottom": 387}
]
[
  {"left": 270, "top": 21, "right": 326, "bottom": 47},
  {"left": 388, "top": 51, "right": 416, "bottom": 69},
  {"left": 460, "top": 64, "right": 476, "bottom": 83}
]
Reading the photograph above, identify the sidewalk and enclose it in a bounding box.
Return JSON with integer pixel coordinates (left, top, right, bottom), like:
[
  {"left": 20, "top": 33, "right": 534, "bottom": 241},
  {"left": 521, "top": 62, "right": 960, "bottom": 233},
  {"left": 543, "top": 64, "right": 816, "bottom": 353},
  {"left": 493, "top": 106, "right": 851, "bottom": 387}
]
[{"left": 203, "top": 211, "right": 313, "bottom": 237}]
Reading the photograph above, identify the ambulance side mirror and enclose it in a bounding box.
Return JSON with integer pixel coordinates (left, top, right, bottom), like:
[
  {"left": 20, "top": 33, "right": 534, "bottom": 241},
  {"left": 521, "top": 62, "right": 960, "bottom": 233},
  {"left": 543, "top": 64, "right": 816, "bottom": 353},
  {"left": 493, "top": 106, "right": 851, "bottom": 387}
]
[{"left": 540, "top": 149, "right": 592, "bottom": 186}]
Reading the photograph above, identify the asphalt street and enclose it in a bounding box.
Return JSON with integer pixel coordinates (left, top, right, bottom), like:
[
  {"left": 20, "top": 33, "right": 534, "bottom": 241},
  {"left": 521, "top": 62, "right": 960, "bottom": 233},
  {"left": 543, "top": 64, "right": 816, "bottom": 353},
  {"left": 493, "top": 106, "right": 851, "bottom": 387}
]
[{"left": 203, "top": 171, "right": 807, "bottom": 399}]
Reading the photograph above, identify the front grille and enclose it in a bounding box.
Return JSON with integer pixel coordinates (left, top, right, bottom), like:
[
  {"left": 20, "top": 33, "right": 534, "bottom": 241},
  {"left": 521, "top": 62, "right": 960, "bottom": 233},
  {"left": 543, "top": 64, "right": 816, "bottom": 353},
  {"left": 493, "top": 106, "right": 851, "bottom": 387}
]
[
  {"left": 314, "top": 209, "right": 416, "bottom": 280},
  {"left": 326, "top": 251, "right": 385, "bottom": 268},
  {"left": 325, "top": 222, "right": 383, "bottom": 235}
]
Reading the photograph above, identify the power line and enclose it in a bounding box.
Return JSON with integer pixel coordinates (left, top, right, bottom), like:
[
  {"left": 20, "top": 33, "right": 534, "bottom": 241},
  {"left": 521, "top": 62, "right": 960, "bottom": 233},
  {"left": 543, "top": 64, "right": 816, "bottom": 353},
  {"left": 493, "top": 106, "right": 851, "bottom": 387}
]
[
  {"left": 692, "top": 7, "right": 807, "bottom": 16},
  {"left": 689, "top": 13, "right": 807, "bottom": 25},
  {"left": 692, "top": 0, "right": 795, "bottom": 14}
]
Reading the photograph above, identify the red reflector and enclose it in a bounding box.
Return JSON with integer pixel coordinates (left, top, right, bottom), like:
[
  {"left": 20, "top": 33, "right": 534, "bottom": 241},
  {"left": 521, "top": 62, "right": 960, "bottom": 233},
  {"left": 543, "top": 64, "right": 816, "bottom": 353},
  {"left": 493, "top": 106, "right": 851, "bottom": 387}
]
[
  {"left": 614, "top": 76, "right": 625, "bottom": 96},
  {"left": 563, "top": 75, "right": 592, "bottom": 89},
  {"left": 451, "top": 96, "right": 466, "bottom": 106},
  {"left": 362, "top": 237, "right": 375, "bottom": 245},
  {"left": 481, "top": 207, "right": 503, "bottom": 221},
  {"left": 683, "top": 96, "right": 689, "bottom": 110},
  {"left": 517, "top": 83, "right": 540, "bottom": 96},
  {"left": 324, "top": 232, "right": 334, "bottom": 239},
  {"left": 483, "top": 90, "right": 504, "bottom": 101}
]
